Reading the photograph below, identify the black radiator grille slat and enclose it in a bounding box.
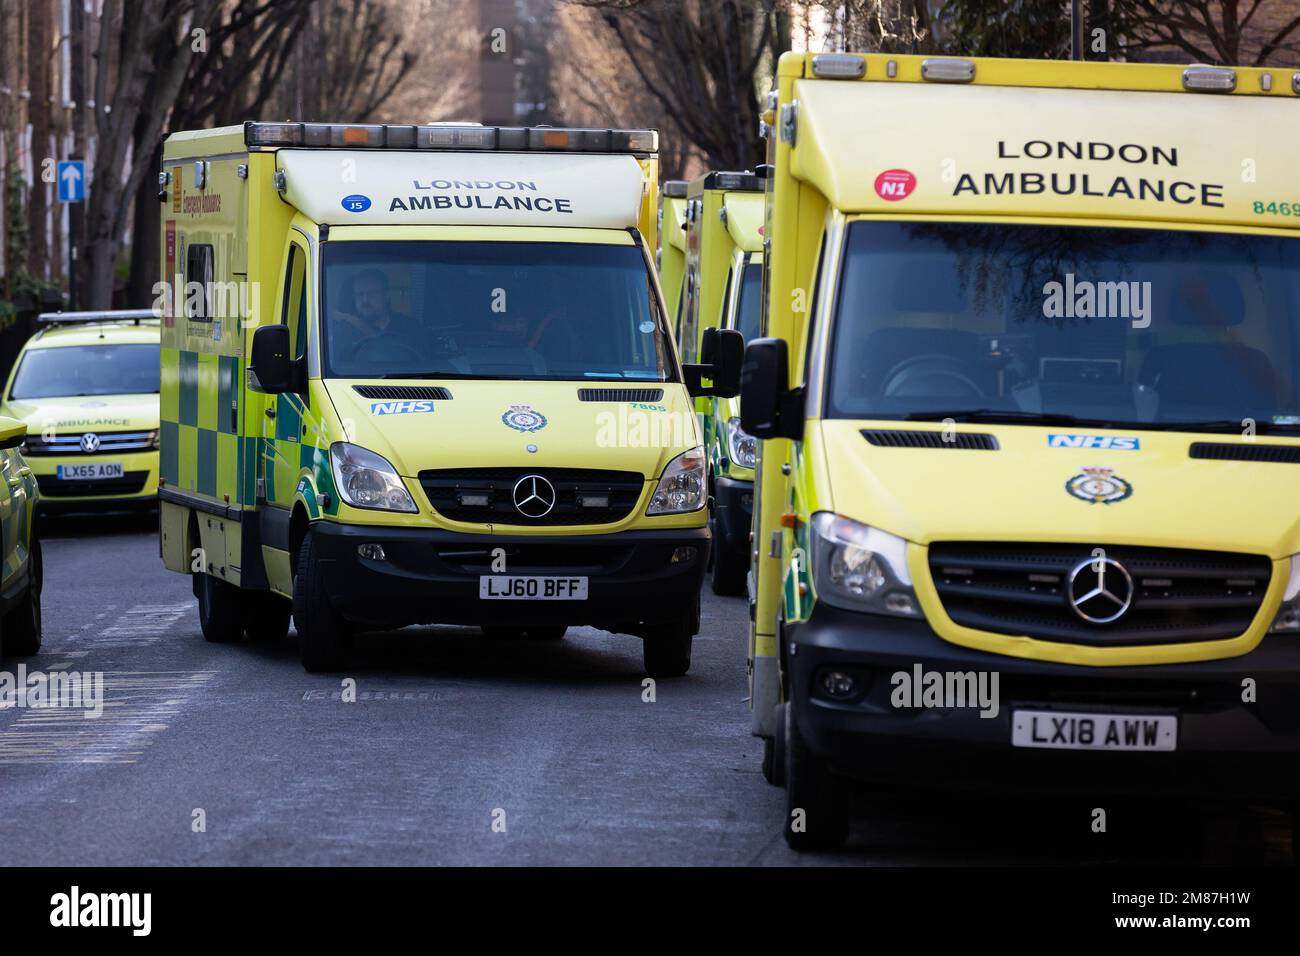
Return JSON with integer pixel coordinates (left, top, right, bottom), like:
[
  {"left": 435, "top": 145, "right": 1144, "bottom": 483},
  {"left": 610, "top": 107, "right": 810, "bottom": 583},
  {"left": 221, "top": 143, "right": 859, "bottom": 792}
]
[
  {"left": 577, "top": 388, "right": 665, "bottom": 403},
  {"left": 353, "top": 385, "right": 452, "bottom": 401},
  {"left": 1189, "top": 442, "right": 1300, "bottom": 464},
  {"left": 419, "top": 467, "right": 645, "bottom": 526},
  {"left": 861, "top": 429, "right": 999, "bottom": 450},
  {"left": 928, "top": 542, "right": 1271, "bottom": 647}
]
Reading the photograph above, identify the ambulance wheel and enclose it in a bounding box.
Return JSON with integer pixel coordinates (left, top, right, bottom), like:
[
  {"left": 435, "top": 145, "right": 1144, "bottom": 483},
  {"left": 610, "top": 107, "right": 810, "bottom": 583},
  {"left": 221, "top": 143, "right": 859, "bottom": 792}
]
[
  {"left": 642, "top": 597, "right": 698, "bottom": 678},
  {"left": 709, "top": 527, "right": 747, "bottom": 596},
  {"left": 762, "top": 703, "right": 787, "bottom": 786},
  {"left": 194, "top": 570, "right": 244, "bottom": 644},
  {"left": 3, "top": 536, "right": 42, "bottom": 657},
  {"left": 784, "top": 703, "right": 849, "bottom": 851},
  {"left": 293, "top": 529, "right": 351, "bottom": 672},
  {"left": 243, "top": 591, "right": 292, "bottom": 644}
]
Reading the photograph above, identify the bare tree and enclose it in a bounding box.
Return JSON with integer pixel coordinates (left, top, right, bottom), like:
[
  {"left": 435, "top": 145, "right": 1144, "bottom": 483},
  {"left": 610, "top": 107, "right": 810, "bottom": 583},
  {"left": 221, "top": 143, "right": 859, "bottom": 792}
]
[
  {"left": 1108, "top": 0, "right": 1300, "bottom": 65},
  {"left": 569, "top": 0, "right": 791, "bottom": 171},
  {"left": 806, "top": 0, "right": 936, "bottom": 53},
  {"left": 81, "top": 0, "right": 222, "bottom": 309}
]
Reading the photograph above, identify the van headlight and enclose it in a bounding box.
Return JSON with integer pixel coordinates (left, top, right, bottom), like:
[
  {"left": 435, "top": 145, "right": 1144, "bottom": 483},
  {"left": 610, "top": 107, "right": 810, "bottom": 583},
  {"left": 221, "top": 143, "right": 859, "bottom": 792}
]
[
  {"left": 1269, "top": 555, "right": 1300, "bottom": 633},
  {"left": 726, "top": 416, "right": 756, "bottom": 469},
  {"left": 646, "top": 446, "right": 706, "bottom": 515},
  {"left": 330, "top": 442, "right": 417, "bottom": 513},
  {"left": 810, "top": 512, "right": 921, "bottom": 618}
]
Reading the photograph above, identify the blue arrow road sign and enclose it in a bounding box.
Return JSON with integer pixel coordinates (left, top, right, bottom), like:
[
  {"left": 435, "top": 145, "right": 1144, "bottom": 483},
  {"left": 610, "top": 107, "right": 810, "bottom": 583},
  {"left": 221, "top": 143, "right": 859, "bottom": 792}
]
[{"left": 57, "top": 160, "right": 85, "bottom": 203}]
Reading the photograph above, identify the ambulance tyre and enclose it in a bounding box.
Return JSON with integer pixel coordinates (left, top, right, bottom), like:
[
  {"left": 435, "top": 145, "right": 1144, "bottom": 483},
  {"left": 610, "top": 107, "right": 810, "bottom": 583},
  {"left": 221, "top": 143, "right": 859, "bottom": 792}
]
[
  {"left": 194, "top": 570, "right": 245, "bottom": 644},
  {"left": 642, "top": 596, "right": 698, "bottom": 678},
  {"left": 3, "top": 535, "right": 42, "bottom": 656},
  {"left": 243, "top": 592, "right": 292, "bottom": 644},
  {"left": 784, "top": 703, "right": 849, "bottom": 851},
  {"left": 709, "top": 531, "right": 747, "bottom": 596},
  {"left": 293, "top": 529, "right": 351, "bottom": 672}
]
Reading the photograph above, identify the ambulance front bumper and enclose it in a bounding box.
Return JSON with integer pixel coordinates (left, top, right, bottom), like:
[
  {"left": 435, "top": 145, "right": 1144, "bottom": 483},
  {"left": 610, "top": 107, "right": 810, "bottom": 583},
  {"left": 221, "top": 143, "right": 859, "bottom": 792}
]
[
  {"left": 787, "top": 604, "right": 1300, "bottom": 802},
  {"left": 28, "top": 451, "right": 159, "bottom": 510},
  {"left": 712, "top": 475, "right": 752, "bottom": 558},
  {"left": 310, "top": 521, "right": 709, "bottom": 633}
]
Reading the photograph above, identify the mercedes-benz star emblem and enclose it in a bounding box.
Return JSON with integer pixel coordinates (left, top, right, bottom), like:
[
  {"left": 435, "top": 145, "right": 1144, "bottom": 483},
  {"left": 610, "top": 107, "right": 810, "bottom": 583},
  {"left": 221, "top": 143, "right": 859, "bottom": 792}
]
[
  {"left": 1066, "top": 556, "right": 1134, "bottom": 624},
  {"left": 80, "top": 432, "right": 101, "bottom": 453},
  {"left": 512, "top": 474, "right": 556, "bottom": 518}
]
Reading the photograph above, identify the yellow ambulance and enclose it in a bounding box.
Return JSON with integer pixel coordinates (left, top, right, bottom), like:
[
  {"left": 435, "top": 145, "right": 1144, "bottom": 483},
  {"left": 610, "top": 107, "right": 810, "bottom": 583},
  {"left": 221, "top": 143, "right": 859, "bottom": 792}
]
[
  {"left": 156, "top": 122, "right": 742, "bottom": 675},
  {"left": 1, "top": 415, "right": 41, "bottom": 655},
  {"left": 0, "top": 311, "right": 161, "bottom": 512},
  {"left": 745, "top": 53, "right": 1300, "bottom": 848},
  {"left": 678, "top": 171, "right": 765, "bottom": 595},
  {"left": 657, "top": 179, "right": 688, "bottom": 336}
]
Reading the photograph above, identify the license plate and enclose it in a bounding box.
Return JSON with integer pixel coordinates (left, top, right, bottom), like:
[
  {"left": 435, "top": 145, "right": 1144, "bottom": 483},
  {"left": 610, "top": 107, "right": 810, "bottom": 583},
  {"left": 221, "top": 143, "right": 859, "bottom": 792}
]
[
  {"left": 479, "top": 575, "right": 588, "bottom": 601},
  {"left": 57, "top": 462, "right": 124, "bottom": 480},
  {"left": 1011, "top": 709, "right": 1177, "bottom": 752}
]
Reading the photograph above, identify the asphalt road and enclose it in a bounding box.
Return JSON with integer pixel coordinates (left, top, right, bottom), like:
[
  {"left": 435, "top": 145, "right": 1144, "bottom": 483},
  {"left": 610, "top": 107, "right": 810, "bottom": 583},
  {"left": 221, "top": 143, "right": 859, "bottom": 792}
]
[{"left": 0, "top": 512, "right": 1292, "bottom": 865}]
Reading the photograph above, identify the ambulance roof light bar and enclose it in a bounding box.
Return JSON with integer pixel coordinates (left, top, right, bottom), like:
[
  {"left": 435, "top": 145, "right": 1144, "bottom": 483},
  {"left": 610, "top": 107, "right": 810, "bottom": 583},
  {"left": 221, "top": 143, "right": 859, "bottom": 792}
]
[
  {"left": 244, "top": 121, "right": 658, "bottom": 154},
  {"left": 38, "top": 309, "right": 158, "bottom": 327},
  {"left": 662, "top": 180, "right": 688, "bottom": 198}
]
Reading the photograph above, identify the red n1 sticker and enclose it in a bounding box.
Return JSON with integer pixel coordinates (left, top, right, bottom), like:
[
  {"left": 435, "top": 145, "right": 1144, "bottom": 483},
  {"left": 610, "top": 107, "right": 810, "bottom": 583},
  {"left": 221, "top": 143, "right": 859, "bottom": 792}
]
[{"left": 875, "top": 169, "right": 916, "bottom": 201}]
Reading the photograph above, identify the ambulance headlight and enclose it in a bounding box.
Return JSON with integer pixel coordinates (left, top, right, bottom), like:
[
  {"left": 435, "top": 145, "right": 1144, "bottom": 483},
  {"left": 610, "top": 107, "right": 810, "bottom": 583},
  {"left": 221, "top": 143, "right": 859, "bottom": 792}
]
[
  {"left": 726, "top": 417, "right": 756, "bottom": 469},
  {"left": 145, "top": 429, "right": 160, "bottom": 450},
  {"left": 646, "top": 446, "right": 706, "bottom": 515},
  {"left": 330, "top": 442, "right": 417, "bottom": 513},
  {"left": 1269, "top": 555, "right": 1300, "bottom": 633},
  {"left": 810, "top": 512, "right": 921, "bottom": 618}
]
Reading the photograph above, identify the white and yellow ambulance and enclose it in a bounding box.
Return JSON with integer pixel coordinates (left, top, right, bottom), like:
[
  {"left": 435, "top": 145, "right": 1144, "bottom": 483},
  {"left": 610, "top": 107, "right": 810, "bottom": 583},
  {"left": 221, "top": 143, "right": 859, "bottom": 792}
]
[
  {"left": 657, "top": 179, "right": 688, "bottom": 335},
  {"left": 676, "top": 171, "right": 765, "bottom": 595},
  {"left": 0, "top": 311, "right": 161, "bottom": 512},
  {"left": 746, "top": 53, "right": 1300, "bottom": 848},
  {"left": 156, "top": 122, "right": 742, "bottom": 675}
]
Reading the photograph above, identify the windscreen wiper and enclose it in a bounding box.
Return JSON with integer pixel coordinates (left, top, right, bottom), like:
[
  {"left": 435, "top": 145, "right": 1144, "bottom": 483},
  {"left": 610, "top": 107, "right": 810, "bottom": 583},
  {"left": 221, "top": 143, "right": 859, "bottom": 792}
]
[{"left": 1140, "top": 419, "right": 1297, "bottom": 434}]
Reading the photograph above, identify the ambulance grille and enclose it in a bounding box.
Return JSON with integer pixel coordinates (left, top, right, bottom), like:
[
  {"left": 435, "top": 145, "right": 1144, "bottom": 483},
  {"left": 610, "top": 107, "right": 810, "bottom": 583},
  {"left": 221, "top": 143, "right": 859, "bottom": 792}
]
[
  {"left": 861, "top": 429, "right": 999, "bottom": 450},
  {"left": 419, "top": 467, "right": 645, "bottom": 525},
  {"left": 21, "top": 431, "right": 156, "bottom": 456},
  {"left": 353, "top": 385, "right": 452, "bottom": 401},
  {"left": 1189, "top": 442, "right": 1300, "bottom": 464},
  {"left": 927, "top": 542, "right": 1271, "bottom": 647},
  {"left": 577, "top": 388, "right": 665, "bottom": 403}
]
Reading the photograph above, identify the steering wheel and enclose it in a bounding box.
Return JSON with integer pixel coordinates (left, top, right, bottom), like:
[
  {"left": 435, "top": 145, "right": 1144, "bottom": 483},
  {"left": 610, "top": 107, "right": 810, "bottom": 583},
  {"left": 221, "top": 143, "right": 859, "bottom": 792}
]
[
  {"left": 882, "top": 353, "right": 986, "bottom": 399},
  {"left": 353, "top": 331, "right": 425, "bottom": 367}
]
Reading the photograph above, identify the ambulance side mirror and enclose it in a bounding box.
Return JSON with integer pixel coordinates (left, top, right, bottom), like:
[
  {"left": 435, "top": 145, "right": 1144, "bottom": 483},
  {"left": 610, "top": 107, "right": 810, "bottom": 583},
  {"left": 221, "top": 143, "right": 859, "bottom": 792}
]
[
  {"left": 684, "top": 327, "right": 743, "bottom": 398},
  {"left": 740, "top": 338, "right": 803, "bottom": 440},
  {"left": 0, "top": 417, "right": 27, "bottom": 450},
  {"left": 249, "top": 325, "right": 303, "bottom": 394}
]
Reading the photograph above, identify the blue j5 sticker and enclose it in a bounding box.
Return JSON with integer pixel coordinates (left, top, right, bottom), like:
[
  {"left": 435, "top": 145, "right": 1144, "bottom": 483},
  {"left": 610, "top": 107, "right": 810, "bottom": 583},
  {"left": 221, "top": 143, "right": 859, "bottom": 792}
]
[
  {"left": 370, "top": 400, "right": 435, "bottom": 416},
  {"left": 1048, "top": 433, "right": 1140, "bottom": 451},
  {"left": 342, "top": 194, "right": 372, "bottom": 213}
]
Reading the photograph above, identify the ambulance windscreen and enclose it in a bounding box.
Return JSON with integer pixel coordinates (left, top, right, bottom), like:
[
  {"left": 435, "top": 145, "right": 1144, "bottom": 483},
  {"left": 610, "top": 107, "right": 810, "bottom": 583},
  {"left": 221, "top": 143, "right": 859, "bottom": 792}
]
[
  {"left": 319, "top": 241, "right": 671, "bottom": 383},
  {"left": 9, "top": 344, "right": 161, "bottom": 400},
  {"left": 824, "top": 221, "right": 1300, "bottom": 433}
]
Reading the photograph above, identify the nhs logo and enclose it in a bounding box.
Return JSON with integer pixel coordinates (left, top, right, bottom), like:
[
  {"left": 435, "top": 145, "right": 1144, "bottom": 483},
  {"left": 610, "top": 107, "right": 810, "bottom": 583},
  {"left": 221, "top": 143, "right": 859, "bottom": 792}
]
[
  {"left": 370, "top": 400, "right": 436, "bottom": 416},
  {"left": 1048, "top": 433, "right": 1140, "bottom": 450}
]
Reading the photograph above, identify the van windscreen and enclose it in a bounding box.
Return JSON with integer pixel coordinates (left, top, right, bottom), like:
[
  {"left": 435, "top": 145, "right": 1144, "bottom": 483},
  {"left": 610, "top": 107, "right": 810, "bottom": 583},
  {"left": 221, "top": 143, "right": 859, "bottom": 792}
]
[
  {"left": 9, "top": 344, "right": 161, "bottom": 399},
  {"left": 826, "top": 221, "right": 1300, "bottom": 433},
  {"left": 320, "top": 241, "right": 671, "bottom": 382}
]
